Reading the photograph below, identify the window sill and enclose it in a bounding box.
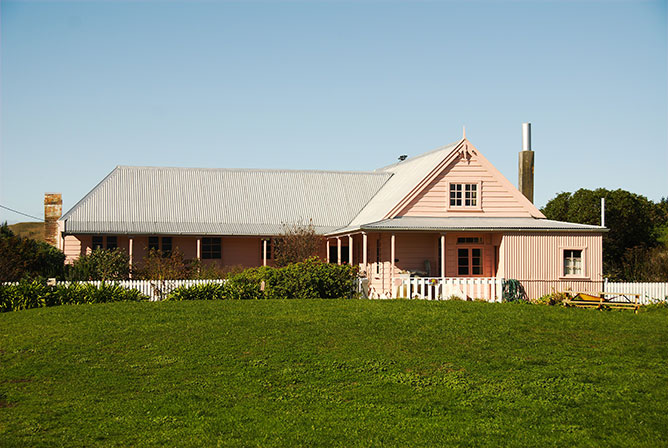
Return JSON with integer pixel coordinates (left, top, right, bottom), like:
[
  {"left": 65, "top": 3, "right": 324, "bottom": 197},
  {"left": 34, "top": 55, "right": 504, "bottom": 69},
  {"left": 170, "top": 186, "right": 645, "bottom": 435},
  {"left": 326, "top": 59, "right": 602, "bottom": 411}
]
[
  {"left": 446, "top": 208, "right": 484, "bottom": 213},
  {"left": 559, "top": 275, "right": 590, "bottom": 281}
]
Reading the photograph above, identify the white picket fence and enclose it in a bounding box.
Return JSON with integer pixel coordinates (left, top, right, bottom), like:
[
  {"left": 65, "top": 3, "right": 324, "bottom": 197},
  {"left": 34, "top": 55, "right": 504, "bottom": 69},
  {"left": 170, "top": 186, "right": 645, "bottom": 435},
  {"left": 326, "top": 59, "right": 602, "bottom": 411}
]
[
  {"left": 5, "top": 277, "right": 666, "bottom": 304},
  {"left": 395, "top": 277, "right": 504, "bottom": 302},
  {"left": 603, "top": 280, "right": 668, "bottom": 304},
  {"left": 53, "top": 279, "right": 227, "bottom": 301}
]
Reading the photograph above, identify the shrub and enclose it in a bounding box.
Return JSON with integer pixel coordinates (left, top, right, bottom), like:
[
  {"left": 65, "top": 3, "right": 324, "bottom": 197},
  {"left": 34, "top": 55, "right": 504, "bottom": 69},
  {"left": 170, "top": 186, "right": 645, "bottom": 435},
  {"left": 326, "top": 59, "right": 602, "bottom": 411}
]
[
  {"left": 533, "top": 291, "right": 570, "bottom": 306},
  {"left": 138, "top": 248, "right": 198, "bottom": 280},
  {"left": 67, "top": 248, "right": 130, "bottom": 281},
  {"left": 225, "top": 268, "right": 265, "bottom": 300},
  {"left": 167, "top": 283, "right": 226, "bottom": 301},
  {"left": 0, "top": 281, "right": 148, "bottom": 312},
  {"left": 273, "top": 221, "right": 324, "bottom": 267}
]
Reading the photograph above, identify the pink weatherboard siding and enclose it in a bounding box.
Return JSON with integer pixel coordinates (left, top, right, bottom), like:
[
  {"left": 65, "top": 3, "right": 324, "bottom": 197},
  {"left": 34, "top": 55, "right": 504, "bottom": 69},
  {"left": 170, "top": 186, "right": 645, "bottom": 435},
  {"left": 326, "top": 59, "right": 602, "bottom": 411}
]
[
  {"left": 501, "top": 232, "right": 604, "bottom": 298},
  {"left": 397, "top": 140, "right": 544, "bottom": 219}
]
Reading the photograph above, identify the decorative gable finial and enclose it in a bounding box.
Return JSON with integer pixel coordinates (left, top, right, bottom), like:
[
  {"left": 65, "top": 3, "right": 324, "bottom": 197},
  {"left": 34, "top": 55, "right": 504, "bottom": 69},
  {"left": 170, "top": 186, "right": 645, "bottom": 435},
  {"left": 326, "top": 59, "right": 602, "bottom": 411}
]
[
  {"left": 462, "top": 125, "right": 466, "bottom": 139},
  {"left": 457, "top": 142, "right": 477, "bottom": 163}
]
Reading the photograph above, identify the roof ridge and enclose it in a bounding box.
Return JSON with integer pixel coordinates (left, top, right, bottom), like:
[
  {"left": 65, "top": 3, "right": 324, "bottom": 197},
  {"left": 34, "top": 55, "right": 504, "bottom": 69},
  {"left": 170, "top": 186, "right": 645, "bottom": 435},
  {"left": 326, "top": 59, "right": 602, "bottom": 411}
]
[
  {"left": 115, "top": 165, "right": 388, "bottom": 176},
  {"left": 375, "top": 139, "right": 462, "bottom": 172}
]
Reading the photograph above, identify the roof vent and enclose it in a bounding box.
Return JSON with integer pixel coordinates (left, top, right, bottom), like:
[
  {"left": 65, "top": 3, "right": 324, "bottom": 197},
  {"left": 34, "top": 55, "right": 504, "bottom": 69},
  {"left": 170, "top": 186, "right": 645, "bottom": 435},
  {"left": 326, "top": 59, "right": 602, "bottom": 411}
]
[{"left": 398, "top": 155, "right": 408, "bottom": 162}]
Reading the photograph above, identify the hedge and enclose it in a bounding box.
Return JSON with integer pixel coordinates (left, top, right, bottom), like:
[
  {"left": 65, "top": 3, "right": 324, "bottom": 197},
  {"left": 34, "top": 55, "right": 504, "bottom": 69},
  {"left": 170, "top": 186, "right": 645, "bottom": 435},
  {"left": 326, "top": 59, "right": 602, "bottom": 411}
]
[
  {"left": 1, "top": 258, "right": 358, "bottom": 312},
  {"left": 0, "top": 281, "right": 148, "bottom": 312},
  {"left": 167, "top": 258, "right": 357, "bottom": 301}
]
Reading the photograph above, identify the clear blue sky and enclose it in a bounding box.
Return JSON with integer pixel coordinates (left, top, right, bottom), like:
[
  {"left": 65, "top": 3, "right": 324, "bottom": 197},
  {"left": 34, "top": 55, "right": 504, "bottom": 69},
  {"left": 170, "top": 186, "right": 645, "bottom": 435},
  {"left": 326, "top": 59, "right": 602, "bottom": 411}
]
[{"left": 1, "top": 0, "right": 666, "bottom": 224}]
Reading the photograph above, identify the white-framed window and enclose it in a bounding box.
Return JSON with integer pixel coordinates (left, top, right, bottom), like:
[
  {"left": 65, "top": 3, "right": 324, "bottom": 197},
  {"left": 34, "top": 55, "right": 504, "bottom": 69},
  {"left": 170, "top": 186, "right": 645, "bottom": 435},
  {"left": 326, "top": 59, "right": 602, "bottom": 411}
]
[
  {"left": 560, "top": 247, "right": 587, "bottom": 278},
  {"left": 447, "top": 182, "right": 482, "bottom": 210}
]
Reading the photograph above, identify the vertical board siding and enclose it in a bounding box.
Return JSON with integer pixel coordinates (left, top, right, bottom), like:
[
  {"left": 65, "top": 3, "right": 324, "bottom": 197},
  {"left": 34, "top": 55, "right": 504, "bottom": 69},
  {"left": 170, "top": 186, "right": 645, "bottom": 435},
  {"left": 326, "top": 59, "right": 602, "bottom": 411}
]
[
  {"left": 398, "top": 155, "right": 534, "bottom": 218},
  {"left": 502, "top": 232, "right": 604, "bottom": 299}
]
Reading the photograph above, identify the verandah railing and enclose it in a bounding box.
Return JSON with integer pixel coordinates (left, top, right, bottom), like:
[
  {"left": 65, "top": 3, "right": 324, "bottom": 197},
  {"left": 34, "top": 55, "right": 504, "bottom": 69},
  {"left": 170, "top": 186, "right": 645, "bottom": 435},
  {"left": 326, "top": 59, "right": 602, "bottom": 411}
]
[{"left": 393, "top": 277, "right": 504, "bottom": 302}]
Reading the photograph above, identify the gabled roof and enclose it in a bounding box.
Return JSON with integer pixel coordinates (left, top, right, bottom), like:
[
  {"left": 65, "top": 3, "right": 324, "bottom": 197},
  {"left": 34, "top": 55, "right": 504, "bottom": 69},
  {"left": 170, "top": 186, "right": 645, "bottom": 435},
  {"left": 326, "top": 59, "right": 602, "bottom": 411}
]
[
  {"left": 62, "top": 166, "right": 391, "bottom": 235},
  {"left": 345, "top": 140, "right": 462, "bottom": 228}
]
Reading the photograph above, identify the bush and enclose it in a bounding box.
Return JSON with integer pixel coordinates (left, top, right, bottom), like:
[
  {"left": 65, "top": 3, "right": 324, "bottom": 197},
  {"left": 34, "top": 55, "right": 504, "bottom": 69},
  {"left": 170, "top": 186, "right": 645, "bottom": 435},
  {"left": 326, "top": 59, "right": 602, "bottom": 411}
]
[
  {"left": 165, "top": 258, "right": 358, "bottom": 301},
  {"left": 67, "top": 248, "right": 130, "bottom": 281},
  {"left": 224, "top": 268, "right": 266, "bottom": 300},
  {"left": 167, "top": 283, "right": 226, "bottom": 301},
  {"left": 533, "top": 291, "right": 570, "bottom": 306},
  {"left": 0, "top": 281, "right": 148, "bottom": 312},
  {"left": 224, "top": 257, "right": 357, "bottom": 300},
  {"left": 273, "top": 221, "right": 324, "bottom": 267}
]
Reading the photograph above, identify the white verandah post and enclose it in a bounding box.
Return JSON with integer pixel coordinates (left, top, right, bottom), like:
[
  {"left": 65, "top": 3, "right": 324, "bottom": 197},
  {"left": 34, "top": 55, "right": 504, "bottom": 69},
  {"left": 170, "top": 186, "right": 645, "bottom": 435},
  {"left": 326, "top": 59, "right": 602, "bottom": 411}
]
[
  {"left": 263, "top": 239, "right": 268, "bottom": 267},
  {"left": 362, "top": 232, "right": 368, "bottom": 274},
  {"left": 337, "top": 237, "right": 342, "bottom": 265},
  {"left": 391, "top": 233, "right": 396, "bottom": 298},
  {"left": 440, "top": 233, "right": 446, "bottom": 298},
  {"left": 128, "top": 236, "right": 134, "bottom": 278},
  {"left": 348, "top": 235, "right": 353, "bottom": 266}
]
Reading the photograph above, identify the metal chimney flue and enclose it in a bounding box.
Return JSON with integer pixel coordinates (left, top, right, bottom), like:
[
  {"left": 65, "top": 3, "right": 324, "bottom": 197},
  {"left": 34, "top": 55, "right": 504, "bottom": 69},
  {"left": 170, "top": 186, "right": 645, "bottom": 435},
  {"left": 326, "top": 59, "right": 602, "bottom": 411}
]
[
  {"left": 522, "top": 122, "right": 532, "bottom": 151},
  {"left": 518, "top": 123, "right": 534, "bottom": 203}
]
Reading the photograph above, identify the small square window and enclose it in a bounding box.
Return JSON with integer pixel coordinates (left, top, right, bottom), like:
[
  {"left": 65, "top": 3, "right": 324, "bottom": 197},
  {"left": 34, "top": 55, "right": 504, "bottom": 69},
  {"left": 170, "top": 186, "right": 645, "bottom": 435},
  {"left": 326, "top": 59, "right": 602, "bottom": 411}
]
[
  {"left": 161, "top": 237, "right": 172, "bottom": 256},
  {"left": 92, "top": 236, "right": 104, "bottom": 250},
  {"left": 202, "top": 237, "right": 221, "bottom": 259},
  {"left": 106, "top": 236, "right": 118, "bottom": 250},
  {"left": 148, "top": 237, "right": 160, "bottom": 251},
  {"left": 563, "top": 249, "right": 583, "bottom": 276},
  {"left": 450, "top": 183, "right": 478, "bottom": 207}
]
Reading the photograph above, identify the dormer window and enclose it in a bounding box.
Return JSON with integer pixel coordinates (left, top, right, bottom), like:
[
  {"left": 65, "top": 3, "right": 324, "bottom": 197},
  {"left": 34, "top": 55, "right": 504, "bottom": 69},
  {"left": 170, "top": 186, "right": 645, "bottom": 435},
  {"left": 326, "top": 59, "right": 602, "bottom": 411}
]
[{"left": 448, "top": 182, "right": 481, "bottom": 209}]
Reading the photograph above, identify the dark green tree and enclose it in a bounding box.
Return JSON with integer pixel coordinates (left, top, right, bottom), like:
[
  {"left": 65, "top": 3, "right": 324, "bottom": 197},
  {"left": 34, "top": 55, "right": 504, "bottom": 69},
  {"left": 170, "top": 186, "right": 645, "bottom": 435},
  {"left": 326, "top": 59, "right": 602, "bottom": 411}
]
[
  {"left": 541, "top": 189, "right": 661, "bottom": 278},
  {"left": 0, "top": 222, "right": 65, "bottom": 281}
]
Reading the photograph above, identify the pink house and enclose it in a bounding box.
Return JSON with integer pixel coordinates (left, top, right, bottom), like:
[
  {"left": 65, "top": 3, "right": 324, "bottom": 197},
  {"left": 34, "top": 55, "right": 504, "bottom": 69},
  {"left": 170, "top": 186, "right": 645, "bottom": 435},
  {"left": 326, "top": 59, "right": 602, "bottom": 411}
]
[{"left": 57, "top": 130, "right": 605, "bottom": 300}]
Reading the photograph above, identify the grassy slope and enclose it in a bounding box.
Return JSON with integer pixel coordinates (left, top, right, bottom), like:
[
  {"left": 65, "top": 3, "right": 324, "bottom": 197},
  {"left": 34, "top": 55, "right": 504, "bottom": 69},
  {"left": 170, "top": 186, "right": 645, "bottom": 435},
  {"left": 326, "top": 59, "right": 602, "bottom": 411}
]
[
  {"left": 8, "top": 222, "right": 45, "bottom": 242},
  {"left": 1, "top": 300, "right": 667, "bottom": 447}
]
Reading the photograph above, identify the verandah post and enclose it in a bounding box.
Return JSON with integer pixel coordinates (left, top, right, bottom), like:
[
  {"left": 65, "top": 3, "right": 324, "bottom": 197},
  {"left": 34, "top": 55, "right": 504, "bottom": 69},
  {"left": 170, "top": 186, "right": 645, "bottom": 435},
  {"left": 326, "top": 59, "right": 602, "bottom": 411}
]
[
  {"left": 337, "top": 237, "right": 342, "bottom": 265},
  {"left": 391, "top": 233, "right": 396, "bottom": 298},
  {"left": 362, "top": 232, "right": 368, "bottom": 274}
]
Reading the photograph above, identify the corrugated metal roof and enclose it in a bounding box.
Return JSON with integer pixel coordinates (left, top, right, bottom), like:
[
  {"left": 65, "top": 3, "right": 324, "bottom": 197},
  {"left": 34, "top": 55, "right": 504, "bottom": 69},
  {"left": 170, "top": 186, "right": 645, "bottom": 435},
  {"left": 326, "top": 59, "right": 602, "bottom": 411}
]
[
  {"left": 349, "top": 217, "right": 607, "bottom": 232},
  {"left": 346, "top": 141, "right": 461, "bottom": 227},
  {"left": 62, "top": 166, "right": 391, "bottom": 235}
]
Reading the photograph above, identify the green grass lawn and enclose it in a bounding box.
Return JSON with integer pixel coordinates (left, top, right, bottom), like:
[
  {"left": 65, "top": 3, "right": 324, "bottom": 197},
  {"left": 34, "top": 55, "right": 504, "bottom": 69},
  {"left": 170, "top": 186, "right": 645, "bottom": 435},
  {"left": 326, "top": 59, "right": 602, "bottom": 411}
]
[{"left": 1, "top": 300, "right": 667, "bottom": 447}]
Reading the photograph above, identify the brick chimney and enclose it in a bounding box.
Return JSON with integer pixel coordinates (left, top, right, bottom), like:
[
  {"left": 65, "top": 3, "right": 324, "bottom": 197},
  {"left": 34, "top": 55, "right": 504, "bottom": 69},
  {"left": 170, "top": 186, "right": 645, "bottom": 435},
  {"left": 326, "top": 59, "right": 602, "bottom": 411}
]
[
  {"left": 518, "top": 123, "right": 534, "bottom": 203},
  {"left": 44, "top": 193, "right": 62, "bottom": 246}
]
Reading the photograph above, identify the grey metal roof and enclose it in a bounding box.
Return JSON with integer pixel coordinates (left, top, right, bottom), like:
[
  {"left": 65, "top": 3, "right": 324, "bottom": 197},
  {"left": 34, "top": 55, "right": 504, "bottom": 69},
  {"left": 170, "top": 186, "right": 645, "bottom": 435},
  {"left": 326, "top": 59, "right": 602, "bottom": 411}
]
[
  {"left": 348, "top": 217, "right": 607, "bottom": 232},
  {"left": 347, "top": 141, "right": 461, "bottom": 227},
  {"left": 62, "top": 166, "right": 391, "bottom": 235}
]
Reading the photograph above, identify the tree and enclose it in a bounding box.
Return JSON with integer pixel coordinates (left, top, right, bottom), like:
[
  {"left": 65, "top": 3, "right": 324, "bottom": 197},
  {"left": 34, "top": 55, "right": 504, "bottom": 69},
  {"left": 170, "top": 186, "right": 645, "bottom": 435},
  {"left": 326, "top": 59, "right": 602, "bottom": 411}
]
[
  {"left": 541, "top": 188, "right": 663, "bottom": 278},
  {"left": 0, "top": 222, "right": 65, "bottom": 281},
  {"left": 67, "top": 248, "right": 130, "bottom": 281},
  {"left": 138, "top": 248, "right": 195, "bottom": 280},
  {"left": 273, "top": 220, "right": 324, "bottom": 267}
]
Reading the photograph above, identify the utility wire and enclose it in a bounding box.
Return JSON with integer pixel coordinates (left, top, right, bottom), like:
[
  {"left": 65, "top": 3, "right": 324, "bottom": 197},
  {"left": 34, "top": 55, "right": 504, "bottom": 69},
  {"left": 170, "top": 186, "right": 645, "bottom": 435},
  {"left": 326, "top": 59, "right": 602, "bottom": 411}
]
[{"left": 0, "top": 204, "right": 44, "bottom": 221}]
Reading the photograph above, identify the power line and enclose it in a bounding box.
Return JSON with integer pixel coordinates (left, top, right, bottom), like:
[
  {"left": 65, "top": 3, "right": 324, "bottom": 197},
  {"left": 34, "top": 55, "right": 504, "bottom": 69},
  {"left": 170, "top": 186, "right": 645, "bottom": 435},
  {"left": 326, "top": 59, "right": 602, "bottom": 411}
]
[{"left": 0, "top": 204, "right": 44, "bottom": 221}]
